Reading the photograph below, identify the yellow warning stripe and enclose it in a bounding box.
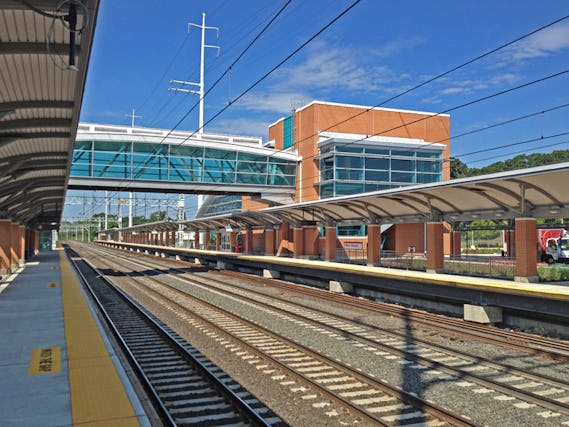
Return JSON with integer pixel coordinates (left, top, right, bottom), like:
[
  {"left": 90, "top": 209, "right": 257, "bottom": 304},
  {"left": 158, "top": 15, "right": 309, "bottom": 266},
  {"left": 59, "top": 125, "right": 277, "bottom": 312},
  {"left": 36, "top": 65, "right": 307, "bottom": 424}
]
[{"left": 59, "top": 251, "right": 140, "bottom": 427}]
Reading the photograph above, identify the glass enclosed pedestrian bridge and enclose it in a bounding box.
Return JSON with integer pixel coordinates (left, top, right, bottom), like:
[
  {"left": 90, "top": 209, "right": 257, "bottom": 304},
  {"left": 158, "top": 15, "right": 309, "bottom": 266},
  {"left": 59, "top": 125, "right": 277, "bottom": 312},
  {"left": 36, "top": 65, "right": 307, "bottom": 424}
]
[{"left": 69, "top": 123, "right": 298, "bottom": 195}]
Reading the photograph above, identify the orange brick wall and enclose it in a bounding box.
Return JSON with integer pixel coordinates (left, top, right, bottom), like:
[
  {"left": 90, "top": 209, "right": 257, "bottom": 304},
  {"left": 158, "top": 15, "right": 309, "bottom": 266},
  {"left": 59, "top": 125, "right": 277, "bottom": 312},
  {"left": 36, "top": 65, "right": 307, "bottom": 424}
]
[
  {"left": 268, "top": 102, "right": 451, "bottom": 204},
  {"left": 241, "top": 196, "right": 271, "bottom": 211}
]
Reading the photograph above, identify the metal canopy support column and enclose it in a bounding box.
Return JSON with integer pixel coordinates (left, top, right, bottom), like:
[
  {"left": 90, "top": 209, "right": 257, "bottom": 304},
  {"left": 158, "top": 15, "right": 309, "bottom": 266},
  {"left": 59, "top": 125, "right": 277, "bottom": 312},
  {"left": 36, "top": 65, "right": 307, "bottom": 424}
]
[
  {"left": 514, "top": 218, "right": 538, "bottom": 283},
  {"left": 17, "top": 225, "right": 25, "bottom": 266}
]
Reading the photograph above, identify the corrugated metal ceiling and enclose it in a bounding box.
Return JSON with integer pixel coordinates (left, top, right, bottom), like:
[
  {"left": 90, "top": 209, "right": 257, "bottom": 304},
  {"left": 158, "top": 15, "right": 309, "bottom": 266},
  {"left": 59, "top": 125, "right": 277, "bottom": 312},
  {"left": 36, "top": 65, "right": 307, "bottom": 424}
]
[{"left": 0, "top": 0, "right": 99, "bottom": 230}]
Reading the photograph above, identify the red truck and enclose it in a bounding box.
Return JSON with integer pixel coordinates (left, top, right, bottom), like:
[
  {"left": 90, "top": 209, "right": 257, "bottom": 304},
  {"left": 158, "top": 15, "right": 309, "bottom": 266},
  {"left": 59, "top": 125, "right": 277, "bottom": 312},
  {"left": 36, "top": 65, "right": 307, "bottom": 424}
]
[{"left": 538, "top": 229, "right": 569, "bottom": 264}]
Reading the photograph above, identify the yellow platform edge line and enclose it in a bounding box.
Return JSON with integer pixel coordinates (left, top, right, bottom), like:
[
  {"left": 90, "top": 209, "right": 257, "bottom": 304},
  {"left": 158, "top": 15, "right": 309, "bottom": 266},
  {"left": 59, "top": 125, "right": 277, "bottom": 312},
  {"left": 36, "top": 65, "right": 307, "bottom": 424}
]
[
  {"left": 96, "top": 241, "right": 569, "bottom": 301},
  {"left": 59, "top": 251, "right": 141, "bottom": 427}
]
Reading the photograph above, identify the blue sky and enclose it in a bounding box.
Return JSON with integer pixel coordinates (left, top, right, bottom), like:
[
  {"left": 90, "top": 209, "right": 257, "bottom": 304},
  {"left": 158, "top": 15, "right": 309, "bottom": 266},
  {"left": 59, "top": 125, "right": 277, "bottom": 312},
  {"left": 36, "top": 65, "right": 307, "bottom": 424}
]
[{"left": 68, "top": 0, "right": 569, "bottom": 221}]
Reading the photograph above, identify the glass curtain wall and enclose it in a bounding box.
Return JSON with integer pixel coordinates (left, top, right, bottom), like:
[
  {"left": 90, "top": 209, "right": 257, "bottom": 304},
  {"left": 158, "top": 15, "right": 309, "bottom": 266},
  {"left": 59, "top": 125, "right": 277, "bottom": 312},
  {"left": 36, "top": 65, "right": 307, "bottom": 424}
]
[
  {"left": 71, "top": 141, "right": 297, "bottom": 187},
  {"left": 318, "top": 144, "right": 442, "bottom": 198}
]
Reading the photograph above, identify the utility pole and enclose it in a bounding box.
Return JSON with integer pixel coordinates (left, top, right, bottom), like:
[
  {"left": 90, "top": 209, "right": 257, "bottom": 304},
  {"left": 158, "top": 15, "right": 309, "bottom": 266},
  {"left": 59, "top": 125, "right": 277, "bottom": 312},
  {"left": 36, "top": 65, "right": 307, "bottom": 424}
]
[
  {"left": 128, "top": 192, "right": 133, "bottom": 227},
  {"left": 168, "top": 13, "right": 219, "bottom": 132},
  {"left": 104, "top": 191, "right": 109, "bottom": 229},
  {"left": 126, "top": 108, "right": 141, "bottom": 127},
  {"left": 177, "top": 194, "right": 185, "bottom": 247},
  {"left": 169, "top": 13, "right": 219, "bottom": 216}
]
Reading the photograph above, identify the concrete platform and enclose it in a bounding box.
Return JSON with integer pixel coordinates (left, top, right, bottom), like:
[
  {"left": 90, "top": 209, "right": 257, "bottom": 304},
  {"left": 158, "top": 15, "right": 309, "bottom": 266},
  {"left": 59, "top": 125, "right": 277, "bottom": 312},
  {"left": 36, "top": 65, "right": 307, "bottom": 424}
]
[{"left": 0, "top": 249, "right": 150, "bottom": 427}]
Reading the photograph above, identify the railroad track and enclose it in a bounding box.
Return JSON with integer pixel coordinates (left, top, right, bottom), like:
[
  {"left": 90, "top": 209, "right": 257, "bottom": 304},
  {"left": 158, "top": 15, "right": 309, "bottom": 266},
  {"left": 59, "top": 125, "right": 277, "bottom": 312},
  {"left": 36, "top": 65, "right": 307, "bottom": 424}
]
[
  {"left": 84, "top": 251, "right": 474, "bottom": 426},
  {"left": 96, "top": 246, "right": 569, "bottom": 420},
  {"left": 218, "top": 270, "right": 569, "bottom": 360},
  {"left": 77, "top": 242, "right": 569, "bottom": 424},
  {"left": 65, "top": 246, "right": 279, "bottom": 427}
]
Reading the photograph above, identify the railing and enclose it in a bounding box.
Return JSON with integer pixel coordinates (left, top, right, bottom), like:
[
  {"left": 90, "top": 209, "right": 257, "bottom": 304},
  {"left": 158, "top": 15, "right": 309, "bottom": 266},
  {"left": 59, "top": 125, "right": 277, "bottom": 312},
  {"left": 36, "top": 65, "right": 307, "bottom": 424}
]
[
  {"left": 379, "top": 251, "right": 426, "bottom": 271},
  {"left": 335, "top": 248, "right": 366, "bottom": 264},
  {"left": 444, "top": 255, "right": 516, "bottom": 279}
]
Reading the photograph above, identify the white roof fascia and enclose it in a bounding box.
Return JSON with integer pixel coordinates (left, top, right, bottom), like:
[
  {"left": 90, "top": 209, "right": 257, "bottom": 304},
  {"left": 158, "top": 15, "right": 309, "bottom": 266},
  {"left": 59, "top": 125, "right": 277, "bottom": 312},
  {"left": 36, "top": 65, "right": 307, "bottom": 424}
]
[{"left": 318, "top": 132, "right": 446, "bottom": 151}]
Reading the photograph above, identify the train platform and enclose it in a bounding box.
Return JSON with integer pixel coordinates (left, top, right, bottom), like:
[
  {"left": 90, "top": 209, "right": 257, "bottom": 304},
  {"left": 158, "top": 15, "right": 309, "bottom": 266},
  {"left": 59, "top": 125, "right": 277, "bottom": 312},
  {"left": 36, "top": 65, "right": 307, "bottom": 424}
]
[
  {"left": 99, "top": 240, "right": 569, "bottom": 300},
  {"left": 0, "top": 249, "right": 150, "bottom": 427},
  {"left": 96, "top": 240, "right": 569, "bottom": 327}
]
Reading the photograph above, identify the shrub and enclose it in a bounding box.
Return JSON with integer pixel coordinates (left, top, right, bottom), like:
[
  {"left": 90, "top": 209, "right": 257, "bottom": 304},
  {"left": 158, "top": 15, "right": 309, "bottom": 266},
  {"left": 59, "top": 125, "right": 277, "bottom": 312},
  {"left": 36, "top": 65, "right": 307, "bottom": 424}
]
[{"left": 538, "top": 264, "right": 569, "bottom": 281}]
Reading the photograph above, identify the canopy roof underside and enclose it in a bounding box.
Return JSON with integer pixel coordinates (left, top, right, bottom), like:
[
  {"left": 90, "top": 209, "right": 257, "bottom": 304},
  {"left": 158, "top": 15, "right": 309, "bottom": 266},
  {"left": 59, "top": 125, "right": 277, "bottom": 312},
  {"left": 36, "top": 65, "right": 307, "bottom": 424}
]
[{"left": 0, "top": 0, "right": 99, "bottom": 230}]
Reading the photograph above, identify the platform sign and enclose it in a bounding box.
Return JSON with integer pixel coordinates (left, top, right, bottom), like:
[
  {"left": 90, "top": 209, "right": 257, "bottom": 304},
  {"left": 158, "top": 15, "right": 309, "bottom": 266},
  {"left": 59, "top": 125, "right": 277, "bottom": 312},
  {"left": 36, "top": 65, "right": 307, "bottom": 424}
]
[{"left": 29, "top": 347, "right": 61, "bottom": 375}]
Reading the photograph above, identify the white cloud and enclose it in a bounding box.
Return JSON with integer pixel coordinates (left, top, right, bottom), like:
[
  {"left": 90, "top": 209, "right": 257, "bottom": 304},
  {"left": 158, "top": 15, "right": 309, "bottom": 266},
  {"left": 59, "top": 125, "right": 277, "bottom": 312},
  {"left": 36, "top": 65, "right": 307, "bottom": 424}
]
[
  {"left": 232, "top": 40, "right": 415, "bottom": 116},
  {"left": 210, "top": 117, "right": 270, "bottom": 139},
  {"left": 371, "top": 36, "right": 426, "bottom": 58},
  {"left": 440, "top": 87, "right": 468, "bottom": 95},
  {"left": 238, "top": 91, "right": 309, "bottom": 114},
  {"left": 280, "top": 43, "right": 384, "bottom": 92},
  {"left": 433, "top": 73, "right": 521, "bottom": 98},
  {"left": 502, "top": 22, "right": 569, "bottom": 61}
]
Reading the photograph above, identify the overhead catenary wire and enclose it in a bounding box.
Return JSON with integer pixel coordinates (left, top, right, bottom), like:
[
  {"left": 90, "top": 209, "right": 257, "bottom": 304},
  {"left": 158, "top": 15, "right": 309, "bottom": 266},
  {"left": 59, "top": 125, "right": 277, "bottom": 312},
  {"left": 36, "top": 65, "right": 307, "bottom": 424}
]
[
  {"left": 72, "top": 0, "right": 297, "bottom": 220},
  {"left": 289, "top": 14, "right": 569, "bottom": 150},
  {"left": 293, "top": 69, "right": 569, "bottom": 195},
  {"left": 69, "top": 9, "right": 569, "bottom": 222},
  {"left": 91, "top": 0, "right": 355, "bottom": 210},
  {"left": 466, "top": 139, "right": 569, "bottom": 166},
  {"left": 452, "top": 131, "right": 569, "bottom": 159},
  {"left": 434, "top": 102, "right": 569, "bottom": 145},
  {"left": 95, "top": 7, "right": 567, "bottom": 192}
]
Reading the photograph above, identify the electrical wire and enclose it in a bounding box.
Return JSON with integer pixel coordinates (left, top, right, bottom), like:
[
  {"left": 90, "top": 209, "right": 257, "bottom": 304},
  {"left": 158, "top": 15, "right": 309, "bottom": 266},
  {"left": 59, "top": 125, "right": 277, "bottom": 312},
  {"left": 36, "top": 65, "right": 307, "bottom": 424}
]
[
  {"left": 70, "top": 8, "right": 568, "bottom": 222},
  {"left": 291, "top": 14, "right": 569, "bottom": 149},
  {"left": 434, "top": 102, "right": 569, "bottom": 145},
  {"left": 136, "top": 33, "right": 191, "bottom": 118},
  {"left": 452, "top": 131, "right": 569, "bottom": 159},
  {"left": 466, "top": 139, "right": 569, "bottom": 166},
  {"left": 292, "top": 69, "right": 569, "bottom": 195},
  {"left": 72, "top": 0, "right": 298, "bottom": 220}
]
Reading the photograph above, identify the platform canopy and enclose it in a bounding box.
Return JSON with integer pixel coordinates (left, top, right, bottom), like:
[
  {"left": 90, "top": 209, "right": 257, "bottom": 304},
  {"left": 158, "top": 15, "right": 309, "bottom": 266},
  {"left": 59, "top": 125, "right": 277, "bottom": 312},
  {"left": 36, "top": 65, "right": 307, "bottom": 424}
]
[
  {"left": 108, "top": 162, "right": 569, "bottom": 235},
  {"left": 262, "top": 161, "right": 569, "bottom": 226},
  {"left": 0, "top": 0, "right": 99, "bottom": 230}
]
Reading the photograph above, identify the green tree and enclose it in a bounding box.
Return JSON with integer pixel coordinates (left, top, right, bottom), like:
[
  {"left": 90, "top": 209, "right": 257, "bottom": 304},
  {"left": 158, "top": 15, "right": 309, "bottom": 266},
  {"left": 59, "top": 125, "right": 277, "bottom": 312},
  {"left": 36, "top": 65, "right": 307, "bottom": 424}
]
[{"left": 450, "top": 157, "right": 469, "bottom": 179}]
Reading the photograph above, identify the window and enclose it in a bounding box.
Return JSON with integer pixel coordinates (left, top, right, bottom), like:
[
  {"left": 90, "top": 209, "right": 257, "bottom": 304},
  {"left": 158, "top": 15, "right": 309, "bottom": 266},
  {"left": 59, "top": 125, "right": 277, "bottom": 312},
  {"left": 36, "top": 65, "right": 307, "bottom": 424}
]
[{"left": 283, "top": 116, "right": 294, "bottom": 149}]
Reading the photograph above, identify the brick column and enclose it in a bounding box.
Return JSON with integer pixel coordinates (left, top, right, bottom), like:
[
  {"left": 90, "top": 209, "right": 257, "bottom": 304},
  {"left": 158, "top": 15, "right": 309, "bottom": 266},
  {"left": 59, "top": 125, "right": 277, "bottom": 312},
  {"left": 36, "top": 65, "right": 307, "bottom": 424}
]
[
  {"left": 325, "top": 225, "right": 337, "bottom": 261},
  {"left": 194, "top": 231, "right": 200, "bottom": 249},
  {"left": 303, "top": 225, "right": 319, "bottom": 258},
  {"left": 514, "top": 218, "right": 538, "bottom": 282},
  {"left": 244, "top": 230, "right": 254, "bottom": 253},
  {"left": 215, "top": 232, "right": 221, "bottom": 251},
  {"left": 10, "top": 223, "right": 20, "bottom": 270},
  {"left": 18, "top": 225, "right": 26, "bottom": 260},
  {"left": 264, "top": 229, "right": 275, "bottom": 255},
  {"left": 506, "top": 230, "right": 516, "bottom": 257},
  {"left": 293, "top": 227, "right": 304, "bottom": 258},
  {"left": 450, "top": 230, "right": 461, "bottom": 259},
  {"left": 426, "top": 222, "right": 444, "bottom": 273},
  {"left": 0, "top": 220, "right": 11, "bottom": 274},
  {"left": 276, "top": 222, "right": 290, "bottom": 256},
  {"left": 229, "top": 232, "right": 237, "bottom": 252},
  {"left": 367, "top": 224, "right": 381, "bottom": 266},
  {"left": 33, "top": 230, "right": 39, "bottom": 254}
]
